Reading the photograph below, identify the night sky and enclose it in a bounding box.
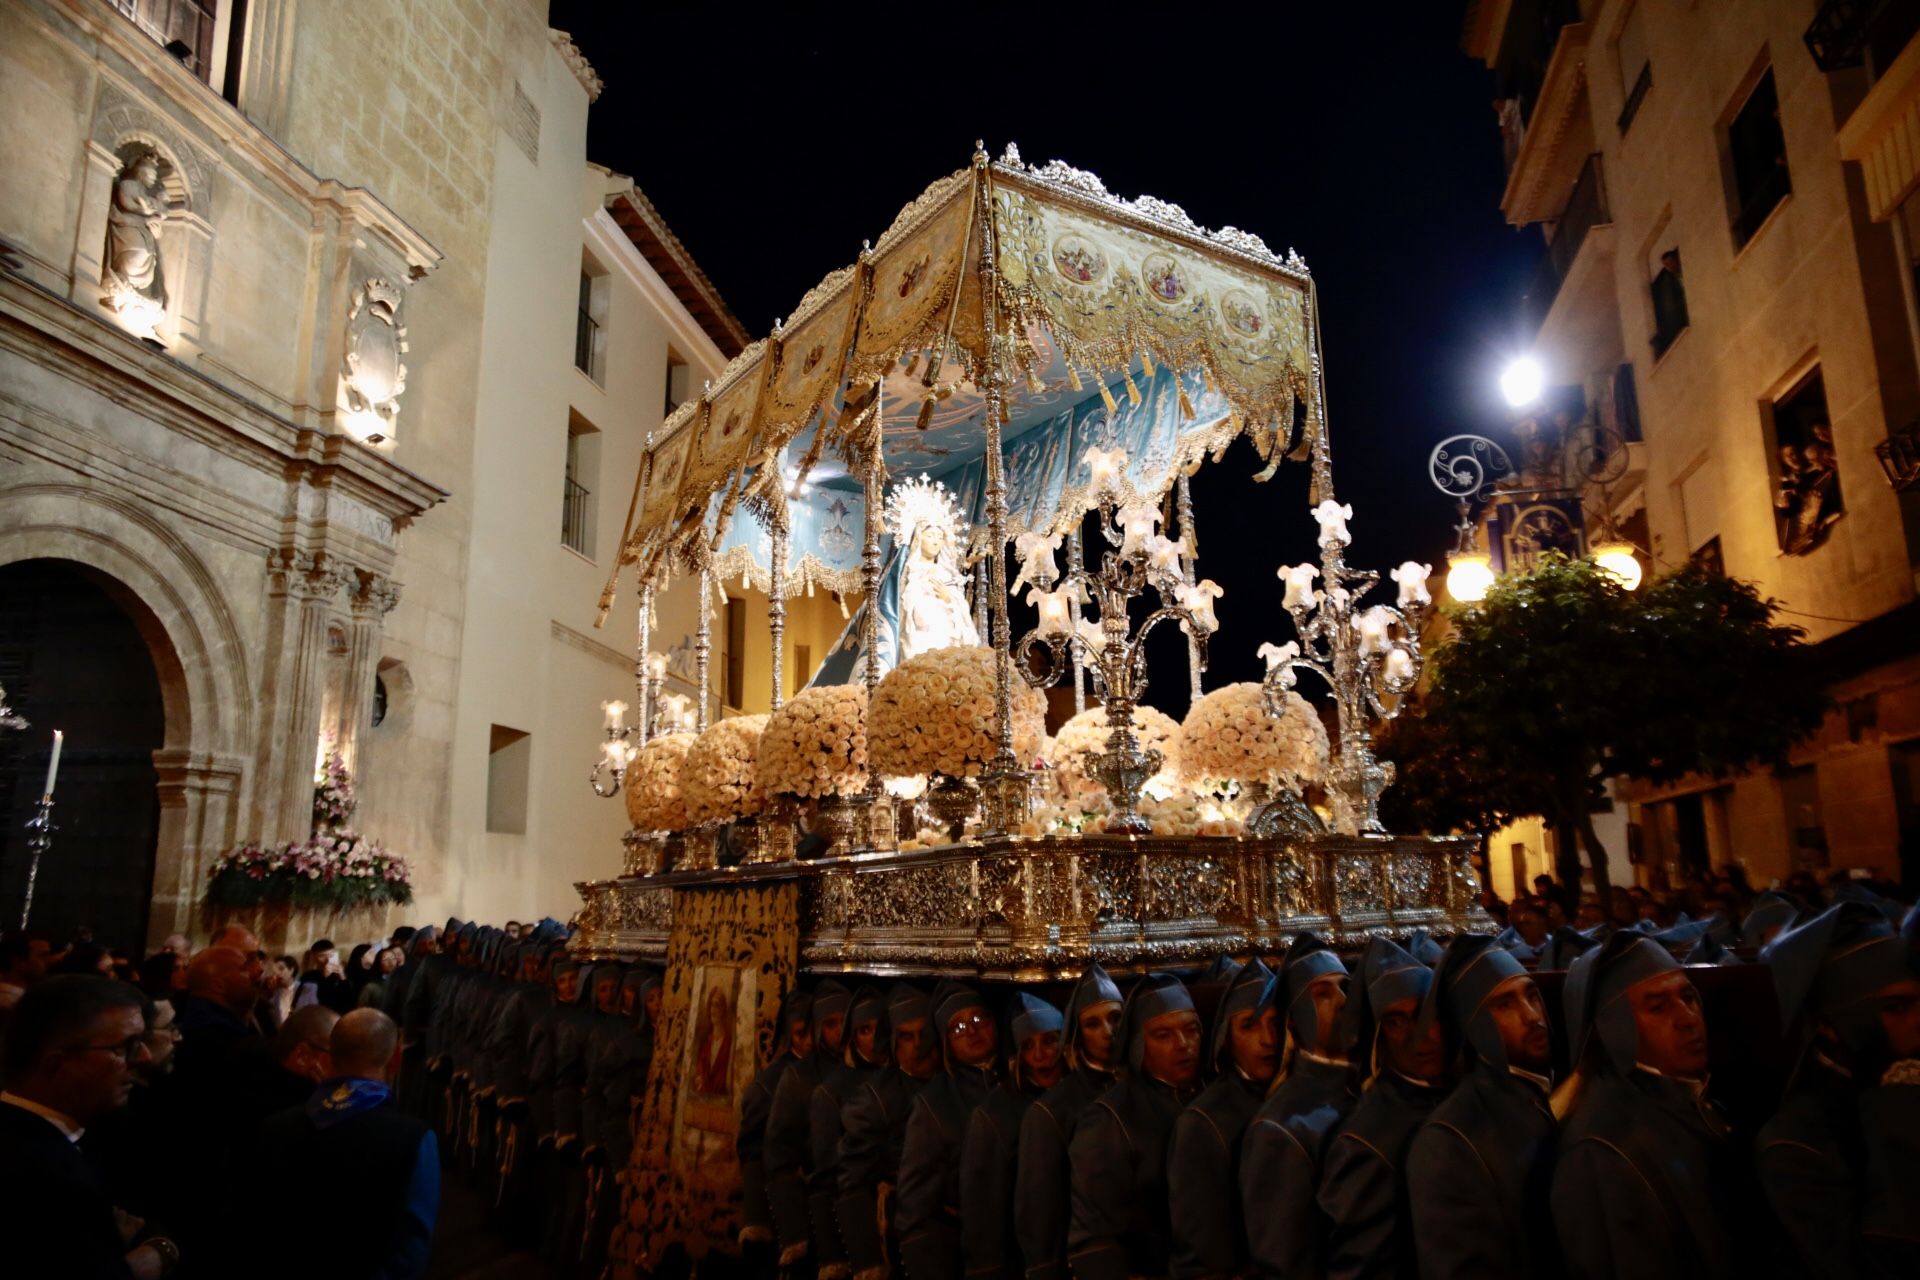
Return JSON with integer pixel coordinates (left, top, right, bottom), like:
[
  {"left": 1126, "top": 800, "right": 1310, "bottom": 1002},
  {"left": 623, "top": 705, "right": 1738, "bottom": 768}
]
[{"left": 549, "top": 4, "right": 1544, "bottom": 700}]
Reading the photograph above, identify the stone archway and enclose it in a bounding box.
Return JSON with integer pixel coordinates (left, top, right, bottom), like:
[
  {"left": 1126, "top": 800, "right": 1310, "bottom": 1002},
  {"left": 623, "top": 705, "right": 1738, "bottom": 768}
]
[
  {"left": 0, "top": 560, "right": 165, "bottom": 949},
  {"left": 0, "top": 483, "right": 255, "bottom": 946}
]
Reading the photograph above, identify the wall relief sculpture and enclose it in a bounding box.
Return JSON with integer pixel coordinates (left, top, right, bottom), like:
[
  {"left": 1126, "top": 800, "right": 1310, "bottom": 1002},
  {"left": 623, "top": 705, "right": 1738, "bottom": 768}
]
[
  {"left": 340, "top": 277, "right": 409, "bottom": 443},
  {"left": 101, "top": 146, "right": 170, "bottom": 342}
]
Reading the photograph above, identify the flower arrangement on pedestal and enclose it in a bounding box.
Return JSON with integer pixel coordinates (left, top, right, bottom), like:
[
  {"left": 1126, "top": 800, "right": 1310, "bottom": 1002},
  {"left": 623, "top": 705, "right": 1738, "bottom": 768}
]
[
  {"left": 682, "top": 715, "right": 771, "bottom": 825},
  {"left": 1047, "top": 705, "right": 1182, "bottom": 811},
  {"left": 205, "top": 753, "right": 412, "bottom": 909},
  {"left": 1175, "top": 682, "right": 1330, "bottom": 796},
  {"left": 625, "top": 733, "right": 695, "bottom": 833},
  {"left": 756, "top": 686, "right": 868, "bottom": 800},
  {"left": 869, "top": 645, "right": 1046, "bottom": 780}
]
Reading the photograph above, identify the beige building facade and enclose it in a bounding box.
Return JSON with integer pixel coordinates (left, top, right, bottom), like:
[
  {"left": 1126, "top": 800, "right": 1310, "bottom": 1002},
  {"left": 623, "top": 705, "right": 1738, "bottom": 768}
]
[
  {"left": 1465, "top": 0, "right": 1920, "bottom": 890},
  {"left": 0, "top": 0, "right": 756, "bottom": 945}
]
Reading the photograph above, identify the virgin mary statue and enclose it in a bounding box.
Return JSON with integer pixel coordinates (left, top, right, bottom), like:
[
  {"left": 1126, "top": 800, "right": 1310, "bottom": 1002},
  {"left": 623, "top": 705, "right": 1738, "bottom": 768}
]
[{"left": 892, "top": 476, "right": 980, "bottom": 660}]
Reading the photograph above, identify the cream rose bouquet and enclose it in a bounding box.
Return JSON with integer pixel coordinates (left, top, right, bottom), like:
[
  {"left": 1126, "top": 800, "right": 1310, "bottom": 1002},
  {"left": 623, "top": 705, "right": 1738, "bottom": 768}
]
[
  {"left": 1047, "top": 704, "right": 1183, "bottom": 809},
  {"left": 869, "top": 645, "right": 1046, "bottom": 779},
  {"left": 1176, "top": 682, "right": 1330, "bottom": 788},
  {"left": 626, "top": 733, "right": 696, "bottom": 832},
  {"left": 683, "top": 714, "right": 771, "bottom": 825},
  {"left": 756, "top": 686, "right": 868, "bottom": 800}
]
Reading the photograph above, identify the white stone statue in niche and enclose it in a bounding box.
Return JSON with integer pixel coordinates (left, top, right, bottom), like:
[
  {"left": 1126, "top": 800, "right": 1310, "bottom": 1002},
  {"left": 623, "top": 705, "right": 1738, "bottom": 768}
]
[
  {"left": 886, "top": 474, "right": 980, "bottom": 660},
  {"left": 340, "top": 278, "right": 409, "bottom": 443},
  {"left": 101, "top": 148, "right": 169, "bottom": 341}
]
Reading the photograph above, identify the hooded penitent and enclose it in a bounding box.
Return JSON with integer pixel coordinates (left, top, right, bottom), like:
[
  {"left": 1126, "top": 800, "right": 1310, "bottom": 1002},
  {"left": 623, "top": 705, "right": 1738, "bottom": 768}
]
[
  {"left": 1121, "top": 973, "right": 1199, "bottom": 1075},
  {"left": 1741, "top": 892, "right": 1798, "bottom": 948},
  {"left": 1278, "top": 932, "right": 1348, "bottom": 1057},
  {"left": 1417, "top": 934, "right": 1531, "bottom": 1071},
  {"left": 1340, "top": 937, "right": 1432, "bottom": 1079},
  {"left": 1404, "top": 929, "right": 1446, "bottom": 967},
  {"left": 1562, "top": 931, "right": 1681, "bottom": 1073},
  {"left": 1209, "top": 959, "right": 1276, "bottom": 1074},
  {"left": 1063, "top": 962, "right": 1125, "bottom": 1069},
  {"left": 1538, "top": 925, "right": 1605, "bottom": 972},
  {"left": 1008, "top": 991, "right": 1066, "bottom": 1086},
  {"left": 809, "top": 979, "right": 852, "bottom": 1053},
  {"left": 1763, "top": 901, "right": 1919, "bottom": 1058}
]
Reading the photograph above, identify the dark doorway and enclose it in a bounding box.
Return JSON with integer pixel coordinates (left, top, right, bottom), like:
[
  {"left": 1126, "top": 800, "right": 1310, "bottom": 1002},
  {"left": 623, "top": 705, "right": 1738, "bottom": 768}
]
[{"left": 0, "top": 560, "right": 165, "bottom": 951}]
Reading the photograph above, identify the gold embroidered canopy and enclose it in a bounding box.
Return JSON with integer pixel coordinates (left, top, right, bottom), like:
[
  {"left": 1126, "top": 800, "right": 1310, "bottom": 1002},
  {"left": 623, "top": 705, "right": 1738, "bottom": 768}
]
[{"left": 604, "top": 144, "right": 1327, "bottom": 603}]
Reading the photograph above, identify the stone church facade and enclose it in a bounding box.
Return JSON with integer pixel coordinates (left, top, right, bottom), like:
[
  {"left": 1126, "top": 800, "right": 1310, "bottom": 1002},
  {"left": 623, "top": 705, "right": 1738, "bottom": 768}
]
[{"left": 0, "top": 0, "right": 746, "bottom": 943}]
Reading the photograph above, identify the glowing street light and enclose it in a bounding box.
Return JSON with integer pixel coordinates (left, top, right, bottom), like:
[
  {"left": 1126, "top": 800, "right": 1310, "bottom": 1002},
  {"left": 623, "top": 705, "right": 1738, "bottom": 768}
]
[
  {"left": 1445, "top": 550, "right": 1496, "bottom": 604},
  {"left": 1591, "top": 541, "right": 1644, "bottom": 591},
  {"left": 1499, "top": 356, "right": 1544, "bottom": 408}
]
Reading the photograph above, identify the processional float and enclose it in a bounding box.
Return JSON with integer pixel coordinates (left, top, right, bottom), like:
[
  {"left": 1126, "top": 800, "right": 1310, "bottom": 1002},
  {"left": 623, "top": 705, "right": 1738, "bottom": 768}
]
[{"left": 572, "top": 145, "right": 1484, "bottom": 1264}]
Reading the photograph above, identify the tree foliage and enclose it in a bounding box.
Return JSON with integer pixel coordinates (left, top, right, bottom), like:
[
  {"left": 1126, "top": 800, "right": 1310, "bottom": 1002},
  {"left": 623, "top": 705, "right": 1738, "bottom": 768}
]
[{"left": 1392, "top": 556, "right": 1827, "bottom": 895}]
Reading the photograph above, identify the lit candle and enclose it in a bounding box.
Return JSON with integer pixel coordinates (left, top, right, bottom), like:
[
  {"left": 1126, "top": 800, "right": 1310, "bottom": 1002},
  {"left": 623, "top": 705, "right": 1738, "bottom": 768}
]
[
  {"left": 1075, "top": 617, "right": 1106, "bottom": 653},
  {"left": 1384, "top": 648, "right": 1415, "bottom": 684},
  {"left": 1028, "top": 586, "right": 1073, "bottom": 637},
  {"left": 1014, "top": 531, "right": 1062, "bottom": 590},
  {"left": 43, "top": 729, "right": 62, "bottom": 798},
  {"left": 1145, "top": 533, "right": 1185, "bottom": 576},
  {"left": 1118, "top": 501, "right": 1159, "bottom": 557},
  {"left": 1311, "top": 499, "right": 1354, "bottom": 549},
  {"left": 1356, "top": 606, "right": 1394, "bottom": 658},
  {"left": 1257, "top": 640, "right": 1300, "bottom": 672},
  {"left": 1176, "top": 579, "right": 1223, "bottom": 634},
  {"left": 1393, "top": 560, "right": 1433, "bottom": 609},
  {"left": 1083, "top": 446, "right": 1128, "bottom": 497},
  {"left": 603, "top": 700, "right": 628, "bottom": 732},
  {"left": 647, "top": 653, "right": 668, "bottom": 681},
  {"left": 1279, "top": 563, "right": 1319, "bottom": 611}
]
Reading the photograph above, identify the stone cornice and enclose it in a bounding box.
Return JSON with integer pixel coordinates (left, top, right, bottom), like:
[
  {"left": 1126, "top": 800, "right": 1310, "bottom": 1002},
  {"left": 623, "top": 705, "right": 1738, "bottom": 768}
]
[
  {"left": 549, "top": 29, "right": 604, "bottom": 103},
  {"left": 0, "top": 273, "right": 449, "bottom": 531}
]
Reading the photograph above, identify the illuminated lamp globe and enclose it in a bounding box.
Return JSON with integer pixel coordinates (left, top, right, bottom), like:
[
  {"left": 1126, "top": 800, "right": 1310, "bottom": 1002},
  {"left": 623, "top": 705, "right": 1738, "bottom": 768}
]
[
  {"left": 1499, "top": 356, "right": 1545, "bottom": 408},
  {"left": 1592, "top": 542, "right": 1644, "bottom": 591},
  {"left": 1446, "top": 550, "right": 1495, "bottom": 604}
]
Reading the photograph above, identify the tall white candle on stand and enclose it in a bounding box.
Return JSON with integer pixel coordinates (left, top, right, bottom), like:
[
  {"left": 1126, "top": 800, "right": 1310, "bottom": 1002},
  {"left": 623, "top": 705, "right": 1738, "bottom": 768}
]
[{"left": 43, "top": 729, "right": 63, "bottom": 798}]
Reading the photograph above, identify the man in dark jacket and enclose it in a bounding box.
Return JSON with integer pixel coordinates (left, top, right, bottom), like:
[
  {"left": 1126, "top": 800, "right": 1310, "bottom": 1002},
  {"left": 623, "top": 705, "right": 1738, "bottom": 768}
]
[
  {"left": 1170, "top": 958, "right": 1277, "bottom": 1279},
  {"left": 1317, "top": 937, "right": 1449, "bottom": 1280},
  {"left": 1070, "top": 972, "right": 1203, "bottom": 1280},
  {"left": 541, "top": 960, "right": 605, "bottom": 1266},
  {"left": 960, "top": 991, "right": 1063, "bottom": 1280},
  {"left": 767, "top": 980, "right": 852, "bottom": 1269},
  {"left": 741, "top": 988, "right": 816, "bottom": 1252},
  {"left": 898, "top": 982, "right": 1003, "bottom": 1280},
  {"left": 1016, "top": 963, "right": 1123, "bottom": 1280},
  {"left": 581, "top": 965, "right": 659, "bottom": 1268},
  {"left": 1, "top": 974, "right": 172, "bottom": 1279},
  {"left": 1405, "top": 934, "right": 1557, "bottom": 1280},
  {"left": 251, "top": 1007, "right": 438, "bottom": 1280},
  {"left": 1240, "top": 934, "right": 1354, "bottom": 1280},
  {"left": 1552, "top": 931, "right": 1730, "bottom": 1280},
  {"left": 810, "top": 984, "right": 888, "bottom": 1280},
  {"left": 838, "top": 984, "right": 937, "bottom": 1280},
  {"left": 398, "top": 918, "right": 459, "bottom": 1121}
]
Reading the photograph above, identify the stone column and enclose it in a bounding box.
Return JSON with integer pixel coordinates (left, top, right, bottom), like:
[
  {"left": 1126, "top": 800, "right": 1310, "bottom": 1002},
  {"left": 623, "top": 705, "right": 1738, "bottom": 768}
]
[
  {"left": 259, "top": 548, "right": 342, "bottom": 842},
  {"left": 148, "top": 748, "right": 244, "bottom": 945},
  {"left": 337, "top": 569, "right": 401, "bottom": 775}
]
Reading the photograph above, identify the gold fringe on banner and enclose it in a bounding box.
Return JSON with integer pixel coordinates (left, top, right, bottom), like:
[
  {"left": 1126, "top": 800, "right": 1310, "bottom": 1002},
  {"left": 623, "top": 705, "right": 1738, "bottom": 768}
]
[
  {"left": 1177, "top": 381, "right": 1195, "bottom": 420},
  {"left": 915, "top": 394, "right": 935, "bottom": 432},
  {"left": 1202, "top": 364, "right": 1216, "bottom": 393},
  {"left": 1099, "top": 380, "right": 1118, "bottom": 415},
  {"left": 1067, "top": 365, "right": 1083, "bottom": 393},
  {"left": 1123, "top": 370, "right": 1142, "bottom": 407},
  {"left": 1141, "top": 349, "right": 1156, "bottom": 377}
]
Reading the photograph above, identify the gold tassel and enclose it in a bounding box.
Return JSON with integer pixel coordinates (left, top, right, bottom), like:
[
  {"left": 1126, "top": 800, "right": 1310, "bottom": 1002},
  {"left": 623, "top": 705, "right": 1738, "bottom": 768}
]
[
  {"left": 1202, "top": 364, "right": 1216, "bottom": 393},
  {"left": 1099, "top": 380, "right": 1118, "bottom": 415},
  {"left": 1177, "top": 381, "right": 1195, "bottom": 420},
  {"left": 915, "top": 394, "right": 935, "bottom": 432},
  {"left": 1141, "top": 349, "right": 1156, "bottom": 377},
  {"left": 1229, "top": 409, "right": 1245, "bottom": 435},
  {"left": 1124, "top": 370, "right": 1142, "bottom": 406},
  {"left": 1000, "top": 399, "right": 1011, "bottom": 426},
  {"left": 1026, "top": 365, "right": 1045, "bottom": 395},
  {"left": 1067, "top": 364, "right": 1083, "bottom": 392},
  {"left": 904, "top": 351, "right": 921, "bottom": 377}
]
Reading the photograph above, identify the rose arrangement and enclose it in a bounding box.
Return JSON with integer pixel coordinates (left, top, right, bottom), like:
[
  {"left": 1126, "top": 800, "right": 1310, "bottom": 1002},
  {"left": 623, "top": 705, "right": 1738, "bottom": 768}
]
[
  {"left": 625, "top": 732, "right": 696, "bottom": 832},
  {"left": 1176, "top": 682, "right": 1330, "bottom": 788},
  {"left": 205, "top": 756, "right": 412, "bottom": 908},
  {"left": 205, "top": 833, "right": 413, "bottom": 908},
  {"left": 868, "top": 645, "right": 1046, "bottom": 780},
  {"left": 756, "top": 686, "right": 868, "bottom": 800},
  {"left": 682, "top": 714, "right": 771, "bottom": 825},
  {"left": 1046, "top": 704, "right": 1183, "bottom": 809}
]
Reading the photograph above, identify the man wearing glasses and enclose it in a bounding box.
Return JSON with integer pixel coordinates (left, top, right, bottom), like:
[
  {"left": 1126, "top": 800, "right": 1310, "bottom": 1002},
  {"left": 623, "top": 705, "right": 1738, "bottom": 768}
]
[{"left": 0, "top": 973, "right": 181, "bottom": 1277}]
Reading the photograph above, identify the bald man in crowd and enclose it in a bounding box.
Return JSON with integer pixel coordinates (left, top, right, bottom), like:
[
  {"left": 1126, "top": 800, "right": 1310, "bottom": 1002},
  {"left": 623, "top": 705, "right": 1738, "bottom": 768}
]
[{"left": 249, "top": 1008, "right": 440, "bottom": 1280}]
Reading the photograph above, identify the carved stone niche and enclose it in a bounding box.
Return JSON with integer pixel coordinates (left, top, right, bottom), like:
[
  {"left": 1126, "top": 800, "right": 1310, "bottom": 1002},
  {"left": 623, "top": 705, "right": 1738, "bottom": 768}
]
[{"left": 337, "top": 276, "right": 411, "bottom": 446}]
